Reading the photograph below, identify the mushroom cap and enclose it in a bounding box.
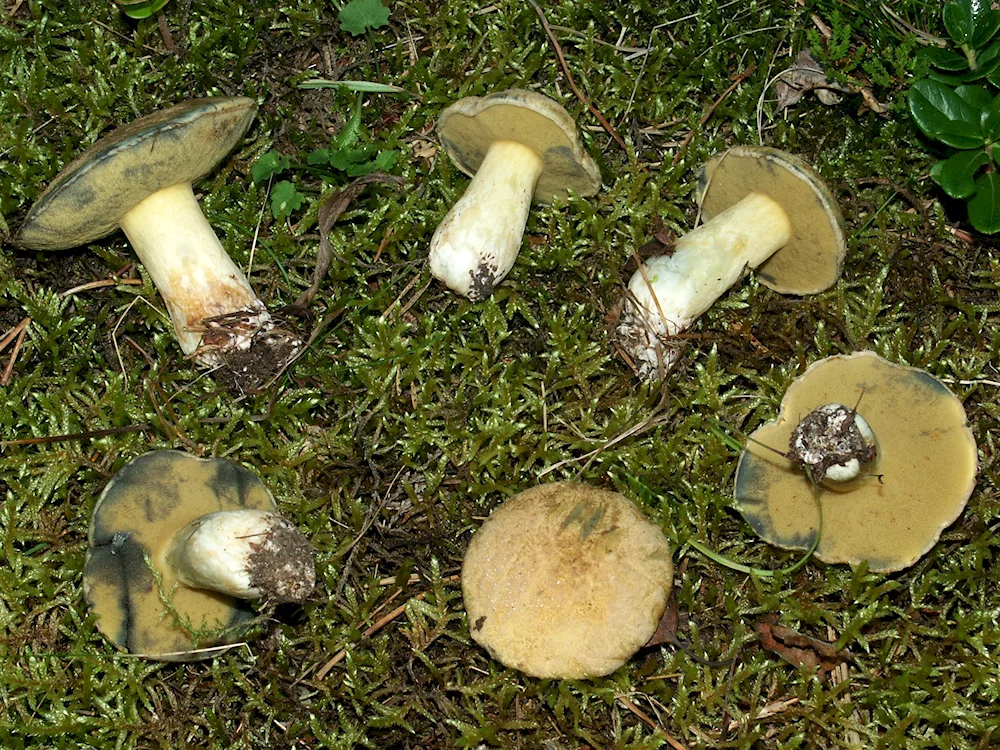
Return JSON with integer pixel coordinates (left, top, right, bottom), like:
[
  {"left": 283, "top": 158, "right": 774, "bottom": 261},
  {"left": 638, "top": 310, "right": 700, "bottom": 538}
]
[
  {"left": 695, "top": 146, "right": 846, "bottom": 294},
  {"left": 461, "top": 482, "right": 673, "bottom": 679},
  {"left": 734, "top": 351, "right": 978, "bottom": 573},
  {"left": 84, "top": 450, "right": 277, "bottom": 661},
  {"left": 16, "top": 96, "right": 257, "bottom": 251},
  {"left": 436, "top": 89, "right": 601, "bottom": 204}
]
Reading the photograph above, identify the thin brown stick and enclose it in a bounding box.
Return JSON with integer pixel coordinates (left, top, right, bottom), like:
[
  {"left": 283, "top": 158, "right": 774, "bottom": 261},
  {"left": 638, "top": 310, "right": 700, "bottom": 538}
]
[
  {"left": 315, "top": 574, "right": 461, "bottom": 679},
  {"left": 526, "top": 0, "right": 628, "bottom": 153},
  {"left": 0, "top": 424, "right": 152, "bottom": 447},
  {"left": 672, "top": 66, "right": 756, "bottom": 167},
  {"left": 0, "top": 317, "right": 30, "bottom": 354},
  {"left": 616, "top": 694, "right": 689, "bottom": 750},
  {"left": 1, "top": 322, "right": 27, "bottom": 385},
  {"left": 60, "top": 278, "right": 143, "bottom": 297}
]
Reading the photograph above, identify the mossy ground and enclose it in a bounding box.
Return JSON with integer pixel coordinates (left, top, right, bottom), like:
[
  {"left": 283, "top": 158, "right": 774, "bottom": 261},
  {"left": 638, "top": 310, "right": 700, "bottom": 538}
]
[{"left": 1, "top": 0, "right": 998, "bottom": 747}]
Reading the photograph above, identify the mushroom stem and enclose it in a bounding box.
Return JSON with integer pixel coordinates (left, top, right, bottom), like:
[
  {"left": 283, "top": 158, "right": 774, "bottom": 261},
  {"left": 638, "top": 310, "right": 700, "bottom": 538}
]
[
  {"left": 120, "top": 183, "right": 261, "bottom": 355},
  {"left": 429, "top": 141, "right": 545, "bottom": 300},
  {"left": 618, "top": 192, "right": 792, "bottom": 378},
  {"left": 165, "top": 509, "right": 316, "bottom": 603}
]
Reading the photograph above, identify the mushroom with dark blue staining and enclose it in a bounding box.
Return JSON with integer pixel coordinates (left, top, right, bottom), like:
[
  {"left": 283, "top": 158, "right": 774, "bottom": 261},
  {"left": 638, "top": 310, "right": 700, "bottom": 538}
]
[
  {"left": 734, "top": 351, "right": 978, "bottom": 573},
  {"left": 83, "top": 450, "right": 315, "bottom": 661},
  {"left": 428, "top": 89, "right": 601, "bottom": 300},
  {"left": 461, "top": 482, "right": 673, "bottom": 679},
  {"left": 15, "top": 97, "right": 302, "bottom": 391},
  {"left": 617, "top": 146, "right": 847, "bottom": 380}
]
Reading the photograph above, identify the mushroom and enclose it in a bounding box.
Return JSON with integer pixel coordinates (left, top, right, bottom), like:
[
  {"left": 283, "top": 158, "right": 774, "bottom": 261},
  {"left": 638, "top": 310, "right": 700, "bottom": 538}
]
[
  {"left": 84, "top": 450, "right": 316, "bottom": 660},
  {"left": 15, "top": 97, "right": 301, "bottom": 389},
  {"left": 734, "top": 351, "right": 978, "bottom": 573},
  {"left": 618, "top": 146, "right": 846, "bottom": 379},
  {"left": 461, "top": 482, "right": 673, "bottom": 679},
  {"left": 429, "top": 89, "right": 601, "bottom": 300}
]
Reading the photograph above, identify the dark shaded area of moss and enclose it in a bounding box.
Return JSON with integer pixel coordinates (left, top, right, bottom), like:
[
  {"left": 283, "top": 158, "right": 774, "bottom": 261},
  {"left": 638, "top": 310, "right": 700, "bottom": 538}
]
[{"left": 1, "top": 1, "right": 998, "bottom": 748}]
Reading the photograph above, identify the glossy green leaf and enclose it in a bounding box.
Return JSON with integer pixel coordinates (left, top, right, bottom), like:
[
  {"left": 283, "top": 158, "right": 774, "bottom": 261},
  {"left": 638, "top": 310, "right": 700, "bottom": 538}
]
[
  {"left": 971, "top": 5, "right": 1000, "bottom": 47},
  {"left": 956, "top": 84, "right": 992, "bottom": 109},
  {"left": 908, "top": 79, "right": 984, "bottom": 148},
  {"left": 982, "top": 94, "right": 1000, "bottom": 140},
  {"left": 335, "top": 95, "right": 364, "bottom": 151},
  {"left": 923, "top": 47, "right": 971, "bottom": 72},
  {"left": 944, "top": 0, "right": 975, "bottom": 45},
  {"left": 116, "top": 0, "right": 170, "bottom": 19},
  {"left": 338, "top": 0, "right": 390, "bottom": 36},
  {"left": 930, "top": 150, "right": 990, "bottom": 198},
  {"left": 968, "top": 172, "right": 1000, "bottom": 232}
]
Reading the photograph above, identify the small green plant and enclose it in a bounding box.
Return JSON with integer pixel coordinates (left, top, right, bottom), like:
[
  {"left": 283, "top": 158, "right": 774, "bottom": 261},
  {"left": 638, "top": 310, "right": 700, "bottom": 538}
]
[
  {"left": 251, "top": 94, "right": 398, "bottom": 220},
  {"left": 908, "top": 0, "right": 1000, "bottom": 233},
  {"left": 114, "top": 0, "right": 171, "bottom": 20},
  {"left": 338, "top": 0, "right": 390, "bottom": 37}
]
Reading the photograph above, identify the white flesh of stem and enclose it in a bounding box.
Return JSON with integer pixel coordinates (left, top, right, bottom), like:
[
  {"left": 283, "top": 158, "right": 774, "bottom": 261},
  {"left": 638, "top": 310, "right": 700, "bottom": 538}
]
[
  {"left": 621, "top": 192, "right": 792, "bottom": 377},
  {"left": 120, "top": 183, "right": 261, "bottom": 354},
  {"left": 822, "top": 409, "right": 876, "bottom": 483},
  {"left": 166, "top": 509, "right": 291, "bottom": 598},
  {"left": 429, "top": 141, "right": 544, "bottom": 299}
]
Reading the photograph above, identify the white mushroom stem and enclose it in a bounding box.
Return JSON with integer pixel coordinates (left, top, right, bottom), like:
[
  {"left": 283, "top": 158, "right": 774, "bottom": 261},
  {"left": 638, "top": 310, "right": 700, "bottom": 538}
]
[
  {"left": 429, "top": 141, "right": 545, "bottom": 300},
  {"left": 618, "top": 192, "right": 792, "bottom": 379},
  {"left": 165, "top": 509, "right": 315, "bottom": 602},
  {"left": 119, "top": 183, "right": 274, "bottom": 361}
]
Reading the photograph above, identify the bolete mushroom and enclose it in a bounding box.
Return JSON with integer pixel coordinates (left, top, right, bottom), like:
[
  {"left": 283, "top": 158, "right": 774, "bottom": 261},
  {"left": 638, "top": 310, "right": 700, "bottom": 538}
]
[
  {"left": 618, "top": 146, "right": 846, "bottom": 379},
  {"left": 15, "top": 97, "right": 301, "bottom": 389},
  {"left": 461, "top": 482, "right": 673, "bottom": 679},
  {"left": 84, "top": 450, "right": 316, "bottom": 660},
  {"left": 429, "top": 89, "right": 601, "bottom": 300},
  {"left": 734, "top": 351, "right": 978, "bottom": 573}
]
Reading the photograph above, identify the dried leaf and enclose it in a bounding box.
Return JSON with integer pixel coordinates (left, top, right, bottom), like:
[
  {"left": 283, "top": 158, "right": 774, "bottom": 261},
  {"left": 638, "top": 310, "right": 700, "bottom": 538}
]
[
  {"left": 774, "top": 49, "right": 888, "bottom": 115},
  {"left": 293, "top": 173, "right": 404, "bottom": 311},
  {"left": 757, "top": 614, "right": 849, "bottom": 674}
]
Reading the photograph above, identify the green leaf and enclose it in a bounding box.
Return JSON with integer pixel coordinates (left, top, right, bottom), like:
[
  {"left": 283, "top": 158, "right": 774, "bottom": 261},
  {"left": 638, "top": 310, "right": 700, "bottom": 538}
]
[
  {"left": 116, "top": 0, "right": 170, "bottom": 19},
  {"left": 270, "top": 180, "right": 306, "bottom": 220},
  {"left": 930, "top": 150, "right": 989, "bottom": 198},
  {"left": 908, "top": 79, "right": 984, "bottom": 148},
  {"left": 923, "top": 47, "right": 972, "bottom": 72},
  {"left": 372, "top": 149, "right": 398, "bottom": 171},
  {"left": 307, "top": 149, "right": 331, "bottom": 166},
  {"left": 335, "top": 95, "right": 364, "bottom": 150},
  {"left": 298, "top": 79, "right": 409, "bottom": 94},
  {"left": 338, "top": 0, "right": 390, "bottom": 36},
  {"left": 982, "top": 93, "right": 1000, "bottom": 140},
  {"left": 968, "top": 172, "right": 1000, "bottom": 232},
  {"left": 956, "top": 84, "right": 992, "bottom": 109},
  {"left": 971, "top": 7, "right": 1000, "bottom": 47},
  {"left": 252, "top": 151, "right": 291, "bottom": 184},
  {"left": 944, "top": 0, "right": 974, "bottom": 45}
]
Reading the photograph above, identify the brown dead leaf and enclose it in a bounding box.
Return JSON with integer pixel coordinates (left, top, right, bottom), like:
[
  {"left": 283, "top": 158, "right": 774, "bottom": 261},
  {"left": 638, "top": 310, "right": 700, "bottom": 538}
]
[
  {"left": 757, "top": 614, "right": 849, "bottom": 674},
  {"left": 292, "top": 173, "right": 404, "bottom": 312},
  {"left": 774, "top": 49, "right": 888, "bottom": 115}
]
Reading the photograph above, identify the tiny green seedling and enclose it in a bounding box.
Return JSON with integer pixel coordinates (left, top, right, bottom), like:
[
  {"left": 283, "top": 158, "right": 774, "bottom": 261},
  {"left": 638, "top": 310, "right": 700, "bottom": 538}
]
[
  {"left": 251, "top": 95, "right": 398, "bottom": 220},
  {"left": 114, "top": 0, "right": 171, "bottom": 20},
  {"left": 908, "top": 0, "right": 1000, "bottom": 233}
]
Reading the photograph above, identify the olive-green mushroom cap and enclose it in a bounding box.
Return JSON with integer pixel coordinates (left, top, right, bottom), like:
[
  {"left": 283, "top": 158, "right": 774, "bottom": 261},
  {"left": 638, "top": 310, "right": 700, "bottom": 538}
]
[
  {"left": 16, "top": 97, "right": 257, "bottom": 251},
  {"left": 735, "top": 352, "right": 978, "bottom": 573},
  {"left": 462, "top": 482, "right": 673, "bottom": 679},
  {"left": 437, "top": 89, "right": 601, "bottom": 204},
  {"left": 696, "top": 146, "right": 846, "bottom": 295},
  {"left": 84, "top": 450, "right": 277, "bottom": 661}
]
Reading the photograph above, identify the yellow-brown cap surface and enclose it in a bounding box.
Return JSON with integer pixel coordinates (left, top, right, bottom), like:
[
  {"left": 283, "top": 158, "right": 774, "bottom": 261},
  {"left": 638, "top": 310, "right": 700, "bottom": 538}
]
[
  {"left": 437, "top": 89, "right": 601, "bottom": 204},
  {"left": 696, "top": 146, "right": 846, "bottom": 295},
  {"left": 84, "top": 450, "right": 277, "bottom": 661},
  {"left": 462, "top": 482, "right": 673, "bottom": 679},
  {"left": 735, "top": 352, "right": 978, "bottom": 573}
]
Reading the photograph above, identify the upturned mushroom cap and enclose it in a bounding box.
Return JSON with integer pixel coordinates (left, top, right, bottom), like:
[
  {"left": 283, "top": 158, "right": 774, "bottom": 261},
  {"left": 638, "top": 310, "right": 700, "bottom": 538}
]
[
  {"left": 462, "top": 482, "right": 673, "bottom": 679},
  {"left": 734, "top": 351, "right": 978, "bottom": 573},
  {"left": 436, "top": 89, "right": 601, "bottom": 203},
  {"left": 84, "top": 450, "right": 281, "bottom": 660},
  {"left": 695, "top": 146, "right": 846, "bottom": 294},
  {"left": 16, "top": 97, "right": 257, "bottom": 251}
]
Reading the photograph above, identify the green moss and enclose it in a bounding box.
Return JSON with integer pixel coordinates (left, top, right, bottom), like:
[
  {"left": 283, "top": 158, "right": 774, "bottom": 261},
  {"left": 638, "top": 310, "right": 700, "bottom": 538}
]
[{"left": 1, "top": 0, "right": 999, "bottom": 747}]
